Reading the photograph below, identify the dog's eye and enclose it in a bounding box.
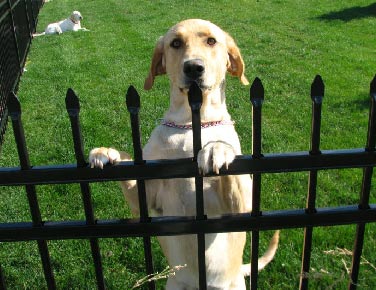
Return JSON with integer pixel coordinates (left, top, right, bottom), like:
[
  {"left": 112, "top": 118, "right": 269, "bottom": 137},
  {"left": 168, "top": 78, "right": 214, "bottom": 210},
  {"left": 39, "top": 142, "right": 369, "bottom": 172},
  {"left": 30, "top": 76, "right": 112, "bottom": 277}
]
[
  {"left": 170, "top": 39, "right": 182, "bottom": 49},
  {"left": 207, "top": 37, "right": 216, "bottom": 46}
]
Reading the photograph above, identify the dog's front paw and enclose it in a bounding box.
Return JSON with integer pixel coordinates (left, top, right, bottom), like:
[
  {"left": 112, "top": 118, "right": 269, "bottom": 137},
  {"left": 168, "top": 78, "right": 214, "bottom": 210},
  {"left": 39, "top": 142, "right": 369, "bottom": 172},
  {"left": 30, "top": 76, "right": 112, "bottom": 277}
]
[
  {"left": 89, "top": 147, "right": 120, "bottom": 169},
  {"left": 197, "top": 141, "right": 236, "bottom": 175}
]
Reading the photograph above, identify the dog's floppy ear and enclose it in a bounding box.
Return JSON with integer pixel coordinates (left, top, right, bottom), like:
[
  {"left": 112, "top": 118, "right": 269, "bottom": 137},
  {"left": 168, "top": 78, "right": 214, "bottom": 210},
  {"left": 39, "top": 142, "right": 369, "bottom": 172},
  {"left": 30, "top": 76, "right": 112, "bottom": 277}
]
[
  {"left": 144, "top": 37, "right": 166, "bottom": 90},
  {"left": 226, "top": 33, "right": 249, "bottom": 85}
]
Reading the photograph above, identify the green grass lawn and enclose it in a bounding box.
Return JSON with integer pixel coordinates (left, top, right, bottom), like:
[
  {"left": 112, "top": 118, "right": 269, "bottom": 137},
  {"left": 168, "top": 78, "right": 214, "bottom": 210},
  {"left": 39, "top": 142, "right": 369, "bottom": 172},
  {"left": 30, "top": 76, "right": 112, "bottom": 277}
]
[{"left": 0, "top": 0, "right": 375, "bottom": 289}]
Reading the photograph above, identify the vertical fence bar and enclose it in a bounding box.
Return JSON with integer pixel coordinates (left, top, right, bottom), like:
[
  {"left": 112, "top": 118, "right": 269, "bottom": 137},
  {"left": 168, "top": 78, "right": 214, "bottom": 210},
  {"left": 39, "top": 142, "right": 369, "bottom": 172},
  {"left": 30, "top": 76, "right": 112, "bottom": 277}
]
[
  {"left": 24, "top": 0, "right": 35, "bottom": 34},
  {"left": 6, "top": 0, "right": 21, "bottom": 73},
  {"left": 126, "top": 86, "right": 155, "bottom": 290},
  {"left": 22, "top": 0, "right": 32, "bottom": 40},
  {"left": 250, "top": 77, "right": 264, "bottom": 290},
  {"left": 300, "top": 75, "right": 324, "bottom": 290},
  {"left": 0, "top": 265, "right": 6, "bottom": 290},
  {"left": 188, "top": 82, "right": 207, "bottom": 290},
  {"left": 8, "top": 93, "right": 56, "bottom": 290},
  {"left": 65, "top": 89, "right": 106, "bottom": 290},
  {"left": 348, "top": 75, "right": 376, "bottom": 290}
]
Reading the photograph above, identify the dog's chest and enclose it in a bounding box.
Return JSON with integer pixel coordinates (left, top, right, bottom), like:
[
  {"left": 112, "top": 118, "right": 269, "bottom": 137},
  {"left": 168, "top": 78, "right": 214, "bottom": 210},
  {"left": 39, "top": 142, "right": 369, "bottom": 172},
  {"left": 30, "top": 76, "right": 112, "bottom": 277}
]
[
  {"left": 143, "top": 124, "right": 240, "bottom": 159},
  {"left": 144, "top": 126, "right": 194, "bottom": 159},
  {"left": 166, "top": 130, "right": 194, "bottom": 157}
]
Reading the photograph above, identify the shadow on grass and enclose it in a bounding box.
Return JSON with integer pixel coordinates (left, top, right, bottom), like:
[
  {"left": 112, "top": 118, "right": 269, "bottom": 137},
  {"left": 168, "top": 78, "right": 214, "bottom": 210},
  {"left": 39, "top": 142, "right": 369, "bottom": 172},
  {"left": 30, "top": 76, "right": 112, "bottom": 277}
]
[
  {"left": 353, "top": 97, "right": 372, "bottom": 111},
  {"left": 317, "top": 3, "right": 376, "bottom": 22}
]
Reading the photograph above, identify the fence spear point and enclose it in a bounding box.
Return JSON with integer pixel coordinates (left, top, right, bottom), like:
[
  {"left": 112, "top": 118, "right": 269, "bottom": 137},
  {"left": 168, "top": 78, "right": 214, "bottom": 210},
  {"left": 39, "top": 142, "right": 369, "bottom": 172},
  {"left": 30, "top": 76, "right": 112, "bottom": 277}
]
[
  {"left": 8, "top": 92, "right": 21, "bottom": 115},
  {"left": 126, "top": 85, "right": 140, "bottom": 112},
  {"left": 370, "top": 74, "right": 376, "bottom": 100},
  {"left": 250, "top": 77, "right": 264, "bottom": 106},
  {"left": 188, "top": 82, "right": 203, "bottom": 110},
  {"left": 311, "top": 75, "right": 324, "bottom": 103},
  {"left": 65, "top": 88, "right": 80, "bottom": 112}
]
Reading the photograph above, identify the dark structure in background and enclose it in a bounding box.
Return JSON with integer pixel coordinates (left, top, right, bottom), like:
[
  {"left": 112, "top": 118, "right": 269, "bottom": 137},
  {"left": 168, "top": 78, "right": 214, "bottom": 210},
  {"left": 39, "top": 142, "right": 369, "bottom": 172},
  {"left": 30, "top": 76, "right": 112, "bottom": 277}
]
[{"left": 0, "top": 0, "right": 43, "bottom": 149}]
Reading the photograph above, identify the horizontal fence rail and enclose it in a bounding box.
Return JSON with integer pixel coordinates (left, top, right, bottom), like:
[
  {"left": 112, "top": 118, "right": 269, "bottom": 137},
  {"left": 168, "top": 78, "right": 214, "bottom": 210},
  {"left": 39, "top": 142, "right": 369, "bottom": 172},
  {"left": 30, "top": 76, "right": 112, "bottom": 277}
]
[
  {"left": 0, "top": 75, "right": 375, "bottom": 290},
  {"left": 0, "top": 149, "right": 375, "bottom": 185},
  {"left": 0, "top": 205, "right": 375, "bottom": 242}
]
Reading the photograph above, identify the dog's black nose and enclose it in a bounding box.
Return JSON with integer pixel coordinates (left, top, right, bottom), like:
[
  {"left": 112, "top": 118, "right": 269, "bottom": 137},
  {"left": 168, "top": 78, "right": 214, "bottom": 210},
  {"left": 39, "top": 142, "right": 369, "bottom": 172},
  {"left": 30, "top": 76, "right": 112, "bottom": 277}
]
[{"left": 183, "top": 59, "right": 205, "bottom": 80}]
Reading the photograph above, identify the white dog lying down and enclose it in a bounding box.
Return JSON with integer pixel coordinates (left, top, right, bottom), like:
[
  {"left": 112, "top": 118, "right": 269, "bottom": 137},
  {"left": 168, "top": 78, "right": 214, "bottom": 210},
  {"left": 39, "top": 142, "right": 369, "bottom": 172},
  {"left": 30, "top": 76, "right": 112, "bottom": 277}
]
[
  {"left": 33, "top": 11, "right": 88, "bottom": 37},
  {"left": 89, "top": 19, "right": 279, "bottom": 289}
]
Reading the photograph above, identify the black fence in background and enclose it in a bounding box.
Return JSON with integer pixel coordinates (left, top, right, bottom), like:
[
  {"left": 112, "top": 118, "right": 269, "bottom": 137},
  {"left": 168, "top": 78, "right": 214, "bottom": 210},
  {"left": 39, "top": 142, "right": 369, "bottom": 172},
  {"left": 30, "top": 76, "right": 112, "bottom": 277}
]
[
  {"left": 0, "top": 75, "right": 375, "bottom": 289},
  {"left": 0, "top": 0, "right": 43, "bottom": 149}
]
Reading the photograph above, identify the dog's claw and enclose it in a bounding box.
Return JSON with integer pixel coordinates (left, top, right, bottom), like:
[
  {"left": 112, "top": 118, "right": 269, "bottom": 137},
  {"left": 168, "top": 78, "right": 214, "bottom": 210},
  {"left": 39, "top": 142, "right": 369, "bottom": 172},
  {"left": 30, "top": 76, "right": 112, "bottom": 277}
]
[
  {"left": 89, "top": 147, "right": 120, "bottom": 169},
  {"left": 197, "top": 141, "right": 235, "bottom": 175}
]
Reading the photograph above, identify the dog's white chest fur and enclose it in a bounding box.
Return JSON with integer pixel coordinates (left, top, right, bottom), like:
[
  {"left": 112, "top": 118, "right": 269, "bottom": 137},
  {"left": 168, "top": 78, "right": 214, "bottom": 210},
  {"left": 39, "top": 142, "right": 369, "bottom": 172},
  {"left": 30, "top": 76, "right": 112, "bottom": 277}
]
[{"left": 144, "top": 124, "right": 241, "bottom": 159}]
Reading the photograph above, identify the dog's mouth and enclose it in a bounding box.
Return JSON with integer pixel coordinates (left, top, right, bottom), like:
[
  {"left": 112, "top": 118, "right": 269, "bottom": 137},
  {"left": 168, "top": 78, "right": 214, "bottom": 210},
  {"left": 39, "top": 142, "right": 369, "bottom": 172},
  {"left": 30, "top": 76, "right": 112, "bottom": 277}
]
[{"left": 180, "top": 79, "right": 211, "bottom": 93}]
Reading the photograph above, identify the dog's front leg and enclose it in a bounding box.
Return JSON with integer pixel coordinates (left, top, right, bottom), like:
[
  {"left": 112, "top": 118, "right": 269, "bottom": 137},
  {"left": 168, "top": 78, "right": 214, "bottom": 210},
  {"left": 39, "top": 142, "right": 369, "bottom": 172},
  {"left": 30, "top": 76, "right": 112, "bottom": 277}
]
[
  {"left": 89, "top": 147, "right": 139, "bottom": 215},
  {"left": 197, "top": 141, "right": 252, "bottom": 213},
  {"left": 56, "top": 26, "right": 63, "bottom": 34}
]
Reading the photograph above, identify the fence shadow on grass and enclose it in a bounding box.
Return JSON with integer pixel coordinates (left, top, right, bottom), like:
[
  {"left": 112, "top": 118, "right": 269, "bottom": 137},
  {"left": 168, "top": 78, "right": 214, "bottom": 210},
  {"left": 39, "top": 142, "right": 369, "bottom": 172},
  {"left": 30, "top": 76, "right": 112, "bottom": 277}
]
[{"left": 317, "top": 3, "right": 376, "bottom": 22}]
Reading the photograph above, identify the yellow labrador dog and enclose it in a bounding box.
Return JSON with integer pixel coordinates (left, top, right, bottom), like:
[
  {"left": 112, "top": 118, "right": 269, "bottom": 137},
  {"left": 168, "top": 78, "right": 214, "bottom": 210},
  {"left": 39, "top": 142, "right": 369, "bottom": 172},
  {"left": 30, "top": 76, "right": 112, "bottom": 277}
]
[
  {"left": 33, "top": 11, "right": 88, "bottom": 37},
  {"left": 89, "top": 19, "right": 279, "bottom": 290}
]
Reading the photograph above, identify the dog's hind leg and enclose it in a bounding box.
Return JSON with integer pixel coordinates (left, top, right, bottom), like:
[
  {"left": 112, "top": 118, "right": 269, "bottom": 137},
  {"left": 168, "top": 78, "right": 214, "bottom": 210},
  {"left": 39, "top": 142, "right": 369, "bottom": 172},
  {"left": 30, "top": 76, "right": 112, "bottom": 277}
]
[{"left": 32, "top": 32, "right": 46, "bottom": 37}]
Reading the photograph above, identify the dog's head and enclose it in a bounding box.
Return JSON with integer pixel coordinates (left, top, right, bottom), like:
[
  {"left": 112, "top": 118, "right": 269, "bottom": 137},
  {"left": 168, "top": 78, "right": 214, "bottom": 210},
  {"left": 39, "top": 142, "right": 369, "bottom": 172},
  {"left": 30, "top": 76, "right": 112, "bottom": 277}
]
[
  {"left": 70, "top": 11, "right": 83, "bottom": 23},
  {"left": 144, "top": 19, "right": 249, "bottom": 93}
]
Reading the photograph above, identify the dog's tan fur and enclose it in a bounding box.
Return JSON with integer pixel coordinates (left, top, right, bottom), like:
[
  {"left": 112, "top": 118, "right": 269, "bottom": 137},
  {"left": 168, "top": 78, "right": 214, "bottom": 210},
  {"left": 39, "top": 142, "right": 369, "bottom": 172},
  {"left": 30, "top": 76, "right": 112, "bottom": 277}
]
[{"left": 89, "top": 19, "right": 278, "bottom": 289}]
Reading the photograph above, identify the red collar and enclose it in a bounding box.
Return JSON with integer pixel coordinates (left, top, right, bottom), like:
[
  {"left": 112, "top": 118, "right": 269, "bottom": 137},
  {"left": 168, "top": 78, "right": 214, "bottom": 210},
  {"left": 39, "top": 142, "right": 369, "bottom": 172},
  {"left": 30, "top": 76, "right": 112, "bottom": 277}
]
[
  {"left": 161, "top": 120, "right": 234, "bottom": 129},
  {"left": 70, "top": 17, "right": 79, "bottom": 24}
]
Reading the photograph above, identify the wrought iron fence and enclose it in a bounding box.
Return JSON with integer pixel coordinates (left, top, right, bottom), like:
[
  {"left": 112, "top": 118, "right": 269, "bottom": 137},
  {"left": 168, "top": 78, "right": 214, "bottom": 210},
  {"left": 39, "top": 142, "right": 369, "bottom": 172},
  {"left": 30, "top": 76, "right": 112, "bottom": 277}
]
[
  {"left": 0, "top": 75, "right": 375, "bottom": 289},
  {"left": 0, "top": 0, "right": 42, "bottom": 149}
]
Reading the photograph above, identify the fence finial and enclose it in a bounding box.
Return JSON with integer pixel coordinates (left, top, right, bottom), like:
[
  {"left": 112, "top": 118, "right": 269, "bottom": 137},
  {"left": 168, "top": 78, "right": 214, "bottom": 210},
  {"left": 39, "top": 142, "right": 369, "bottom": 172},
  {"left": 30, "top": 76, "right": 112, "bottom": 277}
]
[
  {"left": 250, "top": 77, "right": 264, "bottom": 107},
  {"left": 8, "top": 92, "right": 21, "bottom": 119},
  {"left": 371, "top": 74, "right": 376, "bottom": 101},
  {"left": 365, "top": 74, "right": 376, "bottom": 152},
  {"left": 65, "top": 88, "right": 80, "bottom": 115},
  {"left": 311, "top": 75, "right": 324, "bottom": 104},
  {"left": 126, "top": 85, "right": 141, "bottom": 113}
]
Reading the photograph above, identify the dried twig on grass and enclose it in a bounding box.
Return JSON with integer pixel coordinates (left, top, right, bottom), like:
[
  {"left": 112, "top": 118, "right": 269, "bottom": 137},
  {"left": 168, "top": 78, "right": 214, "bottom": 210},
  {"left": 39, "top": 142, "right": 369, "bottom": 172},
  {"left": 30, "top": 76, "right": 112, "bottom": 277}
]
[
  {"left": 132, "top": 264, "right": 187, "bottom": 289},
  {"left": 324, "top": 247, "right": 376, "bottom": 273}
]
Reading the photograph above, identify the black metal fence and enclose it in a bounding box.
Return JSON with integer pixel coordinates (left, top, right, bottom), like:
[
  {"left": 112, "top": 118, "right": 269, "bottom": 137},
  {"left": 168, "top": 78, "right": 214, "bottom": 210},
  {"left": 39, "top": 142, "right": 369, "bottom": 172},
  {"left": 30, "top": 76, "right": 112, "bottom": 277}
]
[
  {"left": 0, "top": 0, "right": 43, "bottom": 149},
  {"left": 0, "top": 75, "right": 375, "bottom": 289}
]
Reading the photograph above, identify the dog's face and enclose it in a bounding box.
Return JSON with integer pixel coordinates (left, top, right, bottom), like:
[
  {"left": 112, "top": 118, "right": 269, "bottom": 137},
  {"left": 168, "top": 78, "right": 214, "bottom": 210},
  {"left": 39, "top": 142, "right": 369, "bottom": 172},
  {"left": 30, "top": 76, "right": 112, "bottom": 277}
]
[
  {"left": 144, "top": 19, "right": 249, "bottom": 92},
  {"left": 71, "top": 11, "right": 83, "bottom": 22}
]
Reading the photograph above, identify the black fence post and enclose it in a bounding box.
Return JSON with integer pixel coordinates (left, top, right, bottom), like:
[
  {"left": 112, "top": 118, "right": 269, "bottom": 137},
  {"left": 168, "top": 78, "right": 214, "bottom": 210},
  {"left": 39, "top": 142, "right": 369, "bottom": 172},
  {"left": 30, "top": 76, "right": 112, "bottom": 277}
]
[
  {"left": 126, "top": 86, "right": 155, "bottom": 290},
  {"left": 300, "top": 75, "right": 324, "bottom": 290},
  {"left": 250, "top": 77, "right": 264, "bottom": 290},
  {"left": 348, "top": 75, "right": 376, "bottom": 290},
  {"left": 188, "top": 82, "right": 207, "bottom": 290},
  {"left": 8, "top": 93, "right": 56, "bottom": 290},
  {"left": 65, "top": 89, "right": 106, "bottom": 290}
]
